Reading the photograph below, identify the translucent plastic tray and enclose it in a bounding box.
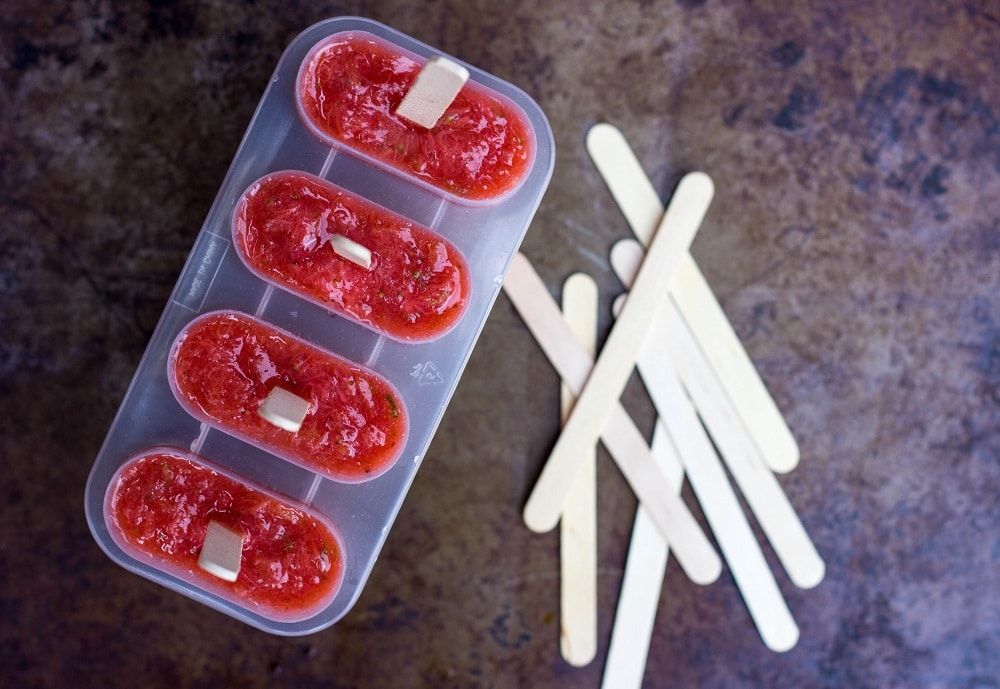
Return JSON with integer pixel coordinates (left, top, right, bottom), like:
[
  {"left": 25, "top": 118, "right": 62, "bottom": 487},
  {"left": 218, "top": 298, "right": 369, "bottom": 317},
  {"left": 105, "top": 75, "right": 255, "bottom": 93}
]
[{"left": 85, "top": 16, "right": 554, "bottom": 635}]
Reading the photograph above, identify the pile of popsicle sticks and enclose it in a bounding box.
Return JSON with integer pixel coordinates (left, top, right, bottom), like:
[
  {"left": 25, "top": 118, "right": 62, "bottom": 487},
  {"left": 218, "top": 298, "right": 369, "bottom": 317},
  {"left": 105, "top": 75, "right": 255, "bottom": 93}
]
[{"left": 501, "top": 123, "right": 825, "bottom": 686}]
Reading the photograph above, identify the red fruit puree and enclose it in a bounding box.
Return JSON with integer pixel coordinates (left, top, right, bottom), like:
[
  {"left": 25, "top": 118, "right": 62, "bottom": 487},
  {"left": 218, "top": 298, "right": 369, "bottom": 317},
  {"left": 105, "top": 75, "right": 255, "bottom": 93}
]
[
  {"left": 170, "top": 311, "right": 407, "bottom": 482},
  {"left": 233, "top": 171, "right": 470, "bottom": 342},
  {"left": 297, "top": 31, "right": 534, "bottom": 202},
  {"left": 107, "top": 450, "right": 344, "bottom": 620}
]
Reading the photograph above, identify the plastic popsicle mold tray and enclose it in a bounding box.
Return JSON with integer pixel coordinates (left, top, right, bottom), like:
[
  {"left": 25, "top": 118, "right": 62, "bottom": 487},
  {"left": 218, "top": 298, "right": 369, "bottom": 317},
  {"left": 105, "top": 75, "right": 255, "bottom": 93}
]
[{"left": 84, "top": 16, "right": 554, "bottom": 635}]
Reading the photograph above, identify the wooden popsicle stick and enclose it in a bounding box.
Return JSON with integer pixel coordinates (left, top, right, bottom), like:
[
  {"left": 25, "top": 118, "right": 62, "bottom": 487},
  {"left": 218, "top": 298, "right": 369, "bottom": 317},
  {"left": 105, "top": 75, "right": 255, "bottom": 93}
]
[
  {"left": 559, "top": 272, "right": 599, "bottom": 667},
  {"left": 197, "top": 521, "right": 243, "bottom": 582},
  {"left": 608, "top": 280, "right": 799, "bottom": 649},
  {"left": 586, "top": 122, "right": 800, "bottom": 474},
  {"left": 329, "top": 234, "right": 373, "bottom": 269},
  {"left": 601, "top": 422, "right": 679, "bottom": 689},
  {"left": 258, "top": 387, "right": 312, "bottom": 433},
  {"left": 631, "top": 310, "right": 799, "bottom": 651},
  {"left": 395, "top": 56, "right": 470, "bottom": 129},
  {"left": 504, "top": 253, "right": 721, "bottom": 585},
  {"left": 612, "top": 240, "right": 825, "bottom": 590},
  {"left": 522, "top": 171, "right": 714, "bottom": 535}
]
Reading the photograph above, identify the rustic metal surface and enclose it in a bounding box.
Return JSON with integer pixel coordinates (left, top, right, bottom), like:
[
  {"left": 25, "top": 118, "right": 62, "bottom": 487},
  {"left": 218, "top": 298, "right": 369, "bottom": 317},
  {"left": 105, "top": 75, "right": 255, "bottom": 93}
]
[{"left": 3, "top": 1, "right": 998, "bottom": 687}]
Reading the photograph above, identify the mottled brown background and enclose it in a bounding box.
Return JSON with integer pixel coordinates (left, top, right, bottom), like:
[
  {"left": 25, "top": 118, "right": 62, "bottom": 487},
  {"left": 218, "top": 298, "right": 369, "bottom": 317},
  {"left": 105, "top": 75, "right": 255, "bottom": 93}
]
[{"left": 2, "top": 1, "right": 998, "bottom": 687}]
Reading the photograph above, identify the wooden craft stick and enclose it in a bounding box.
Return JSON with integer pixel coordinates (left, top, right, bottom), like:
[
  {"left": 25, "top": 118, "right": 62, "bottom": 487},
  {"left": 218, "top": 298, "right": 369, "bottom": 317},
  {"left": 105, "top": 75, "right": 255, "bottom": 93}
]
[
  {"left": 559, "top": 272, "right": 599, "bottom": 667},
  {"left": 329, "top": 234, "right": 373, "bottom": 269},
  {"left": 522, "top": 171, "right": 714, "bottom": 535},
  {"left": 601, "top": 422, "right": 679, "bottom": 689},
  {"left": 258, "top": 387, "right": 312, "bottom": 433},
  {"left": 631, "top": 308, "right": 799, "bottom": 651},
  {"left": 606, "top": 281, "right": 799, "bottom": 649},
  {"left": 197, "top": 521, "right": 243, "bottom": 582},
  {"left": 395, "top": 56, "right": 469, "bottom": 129},
  {"left": 504, "top": 253, "right": 721, "bottom": 585},
  {"left": 586, "top": 122, "right": 800, "bottom": 474},
  {"left": 612, "top": 240, "right": 825, "bottom": 590}
]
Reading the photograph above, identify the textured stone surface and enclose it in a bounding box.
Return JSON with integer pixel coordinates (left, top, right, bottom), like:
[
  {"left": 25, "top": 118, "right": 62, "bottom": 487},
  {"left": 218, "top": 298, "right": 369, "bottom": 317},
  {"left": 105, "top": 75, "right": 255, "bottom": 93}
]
[{"left": 2, "top": 1, "right": 998, "bottom": 687}]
